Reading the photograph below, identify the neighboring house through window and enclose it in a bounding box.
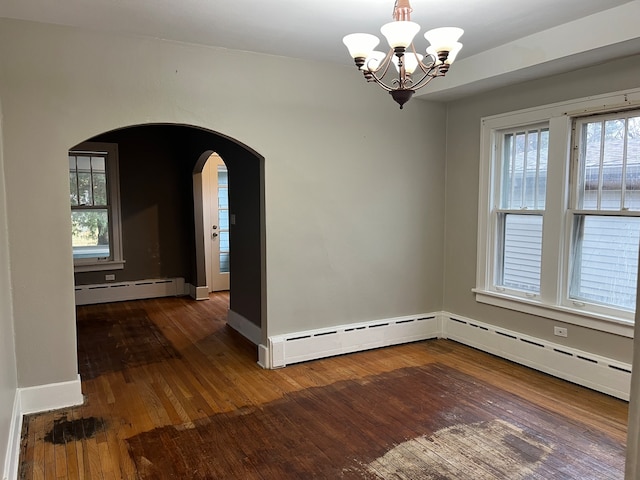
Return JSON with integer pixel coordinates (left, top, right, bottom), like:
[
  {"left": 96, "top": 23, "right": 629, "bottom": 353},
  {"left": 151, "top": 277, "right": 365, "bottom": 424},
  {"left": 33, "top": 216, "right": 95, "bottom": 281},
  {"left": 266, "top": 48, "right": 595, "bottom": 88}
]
[
  {"left": 475, "top": 88, "right": 640, "bottom": 338},
  {"left": 69, "top": 142, "right": 124, "bottom": 272}
]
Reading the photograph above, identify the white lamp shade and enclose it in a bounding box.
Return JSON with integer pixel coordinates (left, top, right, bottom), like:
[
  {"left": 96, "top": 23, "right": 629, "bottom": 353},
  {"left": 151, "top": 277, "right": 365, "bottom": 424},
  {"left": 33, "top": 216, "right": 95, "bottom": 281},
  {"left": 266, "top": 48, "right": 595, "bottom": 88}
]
[
  {"left": 363, "top": 51, "right": 387, "bottom": 71},
  {"left": 343, "top": 33, "right": 380, "bottom": 59},
  {"left": 392, "top": 53, "right": 423, "bottom": 74},
  {"left": 424, "top": 27, "right": 464, "bottom": 52},
  {"left": 380, "top": 21, "right": 420, "bottom": 49},
  {"left": 427, "top": 42, "right": 463, "bottom": 64}
]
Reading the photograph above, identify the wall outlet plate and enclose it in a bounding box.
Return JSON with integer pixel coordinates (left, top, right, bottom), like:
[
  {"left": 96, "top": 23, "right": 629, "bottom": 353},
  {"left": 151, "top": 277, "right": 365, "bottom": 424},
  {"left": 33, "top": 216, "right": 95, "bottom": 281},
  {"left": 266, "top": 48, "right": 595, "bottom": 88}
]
[{"left": 554, "top": 326, "right": 568, "bottom": 337}]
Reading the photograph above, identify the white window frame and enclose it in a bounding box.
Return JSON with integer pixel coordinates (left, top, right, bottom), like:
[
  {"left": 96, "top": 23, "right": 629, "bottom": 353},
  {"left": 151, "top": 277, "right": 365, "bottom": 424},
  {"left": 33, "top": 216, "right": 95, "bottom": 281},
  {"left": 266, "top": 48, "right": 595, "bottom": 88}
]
[
  {"left": 475, "top": 88, "right": 640, "bottom": 339},
  {"left": 70, "top": 142, "right": 125, "bottom": 272}
]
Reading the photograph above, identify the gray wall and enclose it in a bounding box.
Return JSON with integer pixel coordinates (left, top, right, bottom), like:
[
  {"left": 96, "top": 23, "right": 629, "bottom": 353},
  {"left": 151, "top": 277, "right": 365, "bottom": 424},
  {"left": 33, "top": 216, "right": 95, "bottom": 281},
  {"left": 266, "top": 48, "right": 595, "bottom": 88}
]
[
  {"left": 443, "top": 54, "right": 640, "bottom": 364},
  {"left": 0, "top": 17, "right": 446, "bottom": 391}
]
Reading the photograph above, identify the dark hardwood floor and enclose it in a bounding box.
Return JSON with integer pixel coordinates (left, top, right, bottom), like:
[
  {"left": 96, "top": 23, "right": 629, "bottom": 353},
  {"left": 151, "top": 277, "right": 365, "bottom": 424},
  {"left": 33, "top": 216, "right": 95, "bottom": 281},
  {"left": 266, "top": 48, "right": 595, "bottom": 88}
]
[{"left": 19, "top": 293, "right": 628, "bottom": 479}]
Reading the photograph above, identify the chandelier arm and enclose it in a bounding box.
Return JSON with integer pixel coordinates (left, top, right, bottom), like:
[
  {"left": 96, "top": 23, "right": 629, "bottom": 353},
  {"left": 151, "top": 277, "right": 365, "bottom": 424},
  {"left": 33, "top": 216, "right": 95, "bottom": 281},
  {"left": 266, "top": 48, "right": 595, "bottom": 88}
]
[
  {"left": 407, "top": 72, "right": 438, "bottom": 92},
  {"left": 363, "top": 70, "right": 395, "bottom": 92},
  {"left": 363, "top": 49, "right": 394, "bottom": 78}
]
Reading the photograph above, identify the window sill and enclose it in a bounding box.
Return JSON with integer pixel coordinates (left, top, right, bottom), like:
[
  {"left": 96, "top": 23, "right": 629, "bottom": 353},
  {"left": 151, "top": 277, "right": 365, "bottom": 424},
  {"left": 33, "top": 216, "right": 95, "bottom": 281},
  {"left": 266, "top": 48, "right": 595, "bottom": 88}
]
[
  {"left": 74, "top": 260, "right": 125, "bottom": 273},
  {"left": 473, "top": 288, "right": 634, "bottom": 338}
]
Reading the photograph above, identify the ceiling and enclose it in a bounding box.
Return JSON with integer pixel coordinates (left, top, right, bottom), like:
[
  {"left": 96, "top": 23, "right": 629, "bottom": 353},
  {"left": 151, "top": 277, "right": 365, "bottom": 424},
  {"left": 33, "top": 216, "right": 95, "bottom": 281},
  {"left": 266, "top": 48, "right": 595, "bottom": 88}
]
[{"left": 1, "top": 0, "right": 639, "bottom": 100}]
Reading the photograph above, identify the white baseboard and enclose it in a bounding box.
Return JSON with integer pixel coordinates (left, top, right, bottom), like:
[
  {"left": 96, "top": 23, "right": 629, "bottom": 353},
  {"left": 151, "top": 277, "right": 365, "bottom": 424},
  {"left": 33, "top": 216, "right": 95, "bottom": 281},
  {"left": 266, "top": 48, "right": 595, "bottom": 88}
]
[
  {"left": 3, "top": 377, "right": 83, "bottom": 480},
  {"left": 187, "top": 284, "right": 210, "bottom": 301},
  {"left": 442, "top": 313, "right": 631, "bottom": 400},
  {"left": 226, "top": 309, "right": 261, "bottom": 345},
  {"left": 75, "top": 277, "right": 186, "bottom": 305},
  {"left": 263, "top": 311, "right": 631, "bottom": 400},
  {"left": 268, "top": 313, "right": 440, "bottom": 368},
  {"left": 19, "top": 375, "right": 84, "bottom": 415},
  {"left": 258, "top": 344, "right": 270, "bottom": 369},
  {"left": 3, "top": 390, "right": 20, "bottom": 480}
]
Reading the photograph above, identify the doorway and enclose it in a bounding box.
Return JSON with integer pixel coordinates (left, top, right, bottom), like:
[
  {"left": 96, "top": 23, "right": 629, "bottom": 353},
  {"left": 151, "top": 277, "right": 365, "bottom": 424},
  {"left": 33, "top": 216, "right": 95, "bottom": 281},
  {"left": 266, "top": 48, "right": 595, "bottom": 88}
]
[{"left": 203, "top": 153, "right": 230, "bottom": 292}]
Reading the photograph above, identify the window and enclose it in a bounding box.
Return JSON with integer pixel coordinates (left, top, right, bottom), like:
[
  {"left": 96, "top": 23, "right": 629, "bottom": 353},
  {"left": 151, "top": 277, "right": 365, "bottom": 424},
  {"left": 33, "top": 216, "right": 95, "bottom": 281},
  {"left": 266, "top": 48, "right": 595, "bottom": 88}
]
[
  {"left": 496, "top": 126, "right": 548, "bottom": 294},
  {"left": 569, "top": 113, "right": 640, "bottom": 312},
  {"left": 69, "top": 142, "right": 124, "bottom": 272},
  {"left": 475, "top": 88, "right": 640, "bottom": 338}
]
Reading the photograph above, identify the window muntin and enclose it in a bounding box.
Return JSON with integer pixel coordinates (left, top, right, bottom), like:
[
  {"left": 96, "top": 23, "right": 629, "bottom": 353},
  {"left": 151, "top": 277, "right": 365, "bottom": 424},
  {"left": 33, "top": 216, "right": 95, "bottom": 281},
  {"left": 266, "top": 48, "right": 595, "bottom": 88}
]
[
  {"left": 568, "top": 111, "right": 640, "bottom": 312},
  {"left": 495, "top": 126, "right": 549, "bottom": 294},
  {"left": 69, "top": 143, "right": 123, "bottom": 271}
]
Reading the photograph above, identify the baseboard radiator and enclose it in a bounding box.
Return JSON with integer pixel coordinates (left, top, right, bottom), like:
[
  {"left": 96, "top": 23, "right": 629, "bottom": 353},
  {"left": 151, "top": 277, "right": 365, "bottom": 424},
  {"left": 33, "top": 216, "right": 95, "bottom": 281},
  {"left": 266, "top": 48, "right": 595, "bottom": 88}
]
[
  {"left": 268, "top": 313, "right": 440, "bottom": 368},
  {"left": 442, "top": 314, "right": 631, "bottom": 401},
  {"left": 266, "top": 312, "right": 631, "bottom": 400},
  {"left": 75, "top": 277, "right": 186, "bottom": 305}
]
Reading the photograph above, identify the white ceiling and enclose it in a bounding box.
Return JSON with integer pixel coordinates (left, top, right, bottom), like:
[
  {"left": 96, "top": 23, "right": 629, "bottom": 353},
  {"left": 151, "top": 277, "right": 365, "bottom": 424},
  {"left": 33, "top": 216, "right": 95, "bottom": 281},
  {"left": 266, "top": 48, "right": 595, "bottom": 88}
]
[{"left": 1, "top": 0, "right": 639, "bottom": 100}]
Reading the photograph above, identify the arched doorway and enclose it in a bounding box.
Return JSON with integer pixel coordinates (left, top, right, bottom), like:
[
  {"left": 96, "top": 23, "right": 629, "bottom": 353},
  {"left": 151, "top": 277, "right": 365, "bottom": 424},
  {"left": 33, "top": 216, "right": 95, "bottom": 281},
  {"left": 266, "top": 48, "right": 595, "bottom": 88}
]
[{"left": 70, "top": 123, "right": 266, "bottom": 348}]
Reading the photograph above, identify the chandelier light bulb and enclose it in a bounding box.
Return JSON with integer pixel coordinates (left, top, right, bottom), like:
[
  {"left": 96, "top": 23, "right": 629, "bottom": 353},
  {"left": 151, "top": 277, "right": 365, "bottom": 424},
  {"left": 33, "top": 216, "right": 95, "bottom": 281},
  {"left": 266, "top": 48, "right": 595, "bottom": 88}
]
[
  {"left": 392, "top": 53, "right": 424, "bottom": 74},
  {"left": 380, "top": 21, "right": 421, "bottom": 49},
  {"left": 343, "top": 33, "right": 380, "bottom": 59},
  {"left": 424, "top": 27, "right": 464, "bottom": 52}
]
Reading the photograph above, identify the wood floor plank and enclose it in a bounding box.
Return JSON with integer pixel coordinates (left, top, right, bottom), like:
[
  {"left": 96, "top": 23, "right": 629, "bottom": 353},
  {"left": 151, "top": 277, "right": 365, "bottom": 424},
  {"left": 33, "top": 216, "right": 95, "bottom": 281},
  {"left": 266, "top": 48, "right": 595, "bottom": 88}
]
[{"left": 18, "top": 292, "right": 628, "bottom": 479}]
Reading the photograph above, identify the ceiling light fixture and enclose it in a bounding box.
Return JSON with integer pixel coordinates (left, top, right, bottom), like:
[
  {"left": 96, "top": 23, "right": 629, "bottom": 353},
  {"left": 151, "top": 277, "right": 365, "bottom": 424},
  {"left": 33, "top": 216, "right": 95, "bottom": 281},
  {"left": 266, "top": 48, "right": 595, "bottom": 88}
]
[{"left": 343, "top": 0, "right": 463, "bottom": 109}]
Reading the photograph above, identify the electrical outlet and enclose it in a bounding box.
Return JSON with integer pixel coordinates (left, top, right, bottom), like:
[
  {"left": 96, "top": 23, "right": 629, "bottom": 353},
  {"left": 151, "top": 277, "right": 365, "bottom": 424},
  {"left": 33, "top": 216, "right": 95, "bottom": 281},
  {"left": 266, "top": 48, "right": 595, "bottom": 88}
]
[
  {"left": 554, "top": 326, "right": 568, "bottom": 337},
  {"left": 105, "top": 274, "right": 116, "bottom": 281}
]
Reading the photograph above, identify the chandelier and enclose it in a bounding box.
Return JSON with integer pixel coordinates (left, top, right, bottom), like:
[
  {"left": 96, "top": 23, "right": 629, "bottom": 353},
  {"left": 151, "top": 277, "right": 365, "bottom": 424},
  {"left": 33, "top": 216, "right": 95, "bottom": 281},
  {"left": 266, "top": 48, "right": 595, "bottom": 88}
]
[{"left": 343, "top": 0, "right": 463, "bottom": 109}]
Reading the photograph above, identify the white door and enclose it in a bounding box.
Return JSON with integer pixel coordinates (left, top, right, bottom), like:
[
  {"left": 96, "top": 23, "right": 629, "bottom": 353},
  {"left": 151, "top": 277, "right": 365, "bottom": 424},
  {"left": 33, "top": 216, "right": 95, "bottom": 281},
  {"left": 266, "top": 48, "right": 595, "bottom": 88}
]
[{"left": 204, "top": 154, "right": 230, "bottom": 292}]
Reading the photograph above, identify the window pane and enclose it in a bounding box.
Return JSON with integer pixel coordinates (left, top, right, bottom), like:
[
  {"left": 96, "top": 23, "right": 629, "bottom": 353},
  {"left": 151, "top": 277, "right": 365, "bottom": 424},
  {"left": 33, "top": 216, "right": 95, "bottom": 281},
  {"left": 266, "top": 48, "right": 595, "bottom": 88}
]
[
  {"left": 578, "top": 114, "right": 640, "bottom": 211},
  {"left": 69, "top": 155, "right": 79, "bottom": 206},
  {"left": 219, "top": 209, "right": 229, "bottom": 230},
  {"left": 218, "top": 186, "right": 229, "bottom": 208},
  {"left": 501, "top": 128, "right": 548, "bottom": 210},
  {"left": 71, "top": 209, "right": 110, "bottom": 259},
  {"left": 218, "top": 169, "right": 228, "bottom": 186},
  {"left": 570, "top": 215, "right": 640, "bottom": 311},
  {"left": 625, "top": 116, "right": 640, "bottom": 210},
  {"left": 91, "top": 156, "right": 107, "bottom": 205},
  {"left": 92, "top": 172, "right": 107, "bottom": 205},
  {"left": 220, "top": 253, "right": 230, "bottom": 273},
  {"left": 77, "top": 172, "right": 93, "bottom": 206},
  {"left": 219, "top": 231, "right": 229, "bottom": 251},
  {"left": 499, "top": 214, "right": 543, "bottom": 293}
]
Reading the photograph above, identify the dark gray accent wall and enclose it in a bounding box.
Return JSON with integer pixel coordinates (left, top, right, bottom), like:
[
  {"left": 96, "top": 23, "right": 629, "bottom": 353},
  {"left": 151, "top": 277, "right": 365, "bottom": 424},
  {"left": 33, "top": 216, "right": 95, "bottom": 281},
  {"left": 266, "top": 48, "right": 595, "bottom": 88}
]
[{"left": 73, "top": 124, "right": 264, "bottom": 328}]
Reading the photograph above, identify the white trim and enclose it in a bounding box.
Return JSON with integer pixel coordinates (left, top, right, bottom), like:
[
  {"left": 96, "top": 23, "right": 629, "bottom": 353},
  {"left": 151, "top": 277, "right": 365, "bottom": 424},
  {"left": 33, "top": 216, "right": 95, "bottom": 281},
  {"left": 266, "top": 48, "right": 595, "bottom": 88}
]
[
  {"left": 75, "top": 277, "right": 186, "bottom": 305},
  {"left": 3, "top": 390, "right": 20, "bottom": 480},
  {"left": 442, "top": 313, "right": 631, "bottom": 400},
  {"left": 187, "top": 283, "right": 209, "bottom": 301},
  {"left": 19, "top": 375, "right": 84, "bottom": 415},
  {"left": 257, "top": 344, "right": 270, "bottom": 369},
  {"left": 263, "top": 311, "right": 630, "bottom": 400},
  {"left": 226, "top": 309, "right": 261, "bottom": 346},
  {"left": 268, "top": 313, "right": 440, "bottom": 368},
  {"left": 474, "top": 289, "right": 634, "bottom": 338}
]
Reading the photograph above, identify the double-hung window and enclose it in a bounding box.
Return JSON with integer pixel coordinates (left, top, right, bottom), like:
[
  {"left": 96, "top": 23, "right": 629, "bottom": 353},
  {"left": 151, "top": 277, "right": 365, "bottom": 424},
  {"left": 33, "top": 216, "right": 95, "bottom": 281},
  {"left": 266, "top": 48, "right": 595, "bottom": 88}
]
[
  {"left": 69, "top": 142, "right": 124, "bottom": 272},
  {"left": 495, "top": 126, "right": 548, "bottom": 294},
  {"left": 568, "top": 112, "right": 640, "bottom": 314},
  {"left": 475, "top": 88, "right": 640, "bottom": 337}
]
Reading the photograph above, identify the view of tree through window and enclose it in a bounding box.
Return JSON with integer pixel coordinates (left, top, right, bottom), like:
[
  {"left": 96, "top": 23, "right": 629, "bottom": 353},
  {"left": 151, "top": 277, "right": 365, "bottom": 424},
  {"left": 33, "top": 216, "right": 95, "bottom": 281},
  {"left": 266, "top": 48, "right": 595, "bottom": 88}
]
[{"left": 69, "top": 152, "right": 111, "bottom": 259}]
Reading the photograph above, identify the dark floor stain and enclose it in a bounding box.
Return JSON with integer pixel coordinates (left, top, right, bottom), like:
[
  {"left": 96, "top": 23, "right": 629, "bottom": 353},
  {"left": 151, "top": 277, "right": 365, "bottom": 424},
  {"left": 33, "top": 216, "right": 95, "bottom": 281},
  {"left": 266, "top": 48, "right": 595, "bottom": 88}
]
[
  {"left": 44, "top": 416, "right": 105, "bottom": 444},
  {"left": 125, "top": 363, "right": 624, "bottom": 480},
  {"left": 77, "top": 309, "right": 181, "bottom": 379}
]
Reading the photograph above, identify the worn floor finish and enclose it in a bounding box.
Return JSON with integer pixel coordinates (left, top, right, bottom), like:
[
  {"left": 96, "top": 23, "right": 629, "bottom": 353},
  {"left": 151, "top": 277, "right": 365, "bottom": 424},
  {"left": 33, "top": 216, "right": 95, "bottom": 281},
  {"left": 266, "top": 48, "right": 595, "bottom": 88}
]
[{"left": 19, "top": 293, "right": 628, "bottom": 479}]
